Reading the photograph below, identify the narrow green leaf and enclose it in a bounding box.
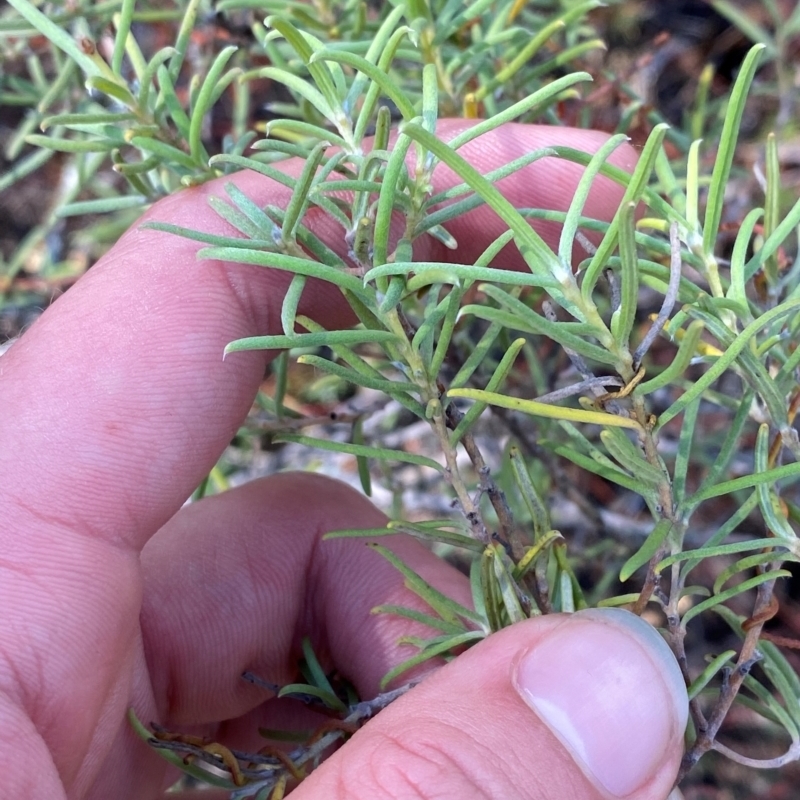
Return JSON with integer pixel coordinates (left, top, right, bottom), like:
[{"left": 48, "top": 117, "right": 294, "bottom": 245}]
[
  {"left": 37, "top": 59, "right": 77, "bottom": 114},
  {"left": 310, "top": 48, "right": 415, "bottom": 122},
  {"left": 685, "top": 388, "right": 752, "bottom": 507},
  {"left": 141, "top": 222, "right": 274, "bottom": 249},
  {"left": 189, "top": 45, "right": 238, "bottom": 165},
  {"left": 690, "top": 459, "right": 800, "bottom": 504},
  {"left": 0, "top": 146, "right": 54, "bottom": 193},
  {"left": 372, "top": 605, "right": 466, "bottom": 634},
  {"left": 267, "top": 16, "right": 343, "bottom": 113},
  {"left": 282, "top": 141, "right": 328, "bottom": 244},
  {"left": 301, "top": 637, "right": 336, "bottom": 696},
  {"left": 432, "top": 0, "right": 501, "bottom": 43},
  {"left": 25, "top": 134, "right": 114, "bottom": 153},
  {"left": 688, "top": 306, "right": 786, "bottom": 426},
  {"left": 112, "top": 0, "right": 136, "bottom": 74},
  {"left": 264, "top": 205, "right": 347, "bottom": 268},
  {"left": 449, "top": 339, "right": 526, "bottom": 445},
  {"left": 399, "top": 123, "right": 564, "bottom": 287},
  {"left": 681, "top": 569, "right": 791, "bottom": 629},
  {"left": 430, "top": 285, "right": 465, "bottom": 378},
  {"left": 559, "top": 133, "right": 629, "bottom": 270},
  {"left": 601, "top": 429, "right": 665, "bottom": 487},
  {"left": 156, "top": 64, "right": 191, "bottom": 140},
  {"left": 412, "top": 289, "right": 453, "bottom": 364},
  {"left": 449, "top": 388, "right": 642, "bottom": 430},
  {"left": 727, "top": 207, "right": 763, "bottom": 314},
  {"left": 514, "top": 530, "right": 563, "bottom": 580},
  {"left": 684, "top": 138, "right": 702, "bottom": 237},
  {"left": 582, "top": 123, "right": 668, "bottom": 301},
  {"left": 208, "top": 196, "right": 264, "bottom": 239},
  {"left": 688, "top": 651, "right": 737, "bottom": 699},
  {"left": 620, "top": 519, "right": 673, "bottom": 582},
  {"left": 369, "top": 544, "right": 483, "bottom": 625},
  {"left": 281, "top": 274, "right": 306, "bottom": 336},
  {"left": 762, "top": 133, "right": 780, "bottom": 287},
  {"left": 57, "top": 195, "right": 148, "bottom": 217},
  {"left": 366, "top": 262, "right": 557, "bottom": 289},
  {"left": 459, "top": 302, "right": 615, "bottom": 366},
  {"left": 423, "top": 148, "right": 559, "bottom": 226},
  {"left": 509, "top": 446, "right": 550, "bottom": 539},
  {"left": 378, "top": 277, "right": 405, "bottom": 313},
  {"left": 138, "top": 46, "right": 176, "bottom": 110},
  {"left": 351, "top": 416, "right": 372, "bottom": 497},
  {"left": 421, "top": 62, "right": 438, "bottom": 134},
  {"left": 272, "top": 351, "right": 288, "bottom": 419},
  {"left": 169, "top": 0, "right": 203, "bottom": 81},
  {"left": 449, "top": 321, "right": 503, "bottom": 390},
  {"left": 247, "top": 66, "right": 334, "bottom": 122},
  {"left": 275, "top": 434, "right": 445, "bottom": 473},
  {"left": 224, "top": 329, "right": 397, "bottom": 353},
  {"left": 755, "top": 423, "right": 799, "bottom": 543},
  {"left": 713, "top": 552, "right": 788, "bottom": 595},
  {"left": 610, "top": 202, "right": 639, "bottom": 348},
  {"left": 472, "top": 11, "right": 583, "bottom": 102},
  {"left": 40, "top": 111, "right": 137, "bottom": 131},
  {"left": 675, "top": 494, "right": 762, "bottom": 579},
  {"left": 278, "top": 684, "right": 346, "bottom": 713},
  {"left": 553, "top": 444, "right": 657, "bottom": 497},
  {"left": 296, "top": 354, "right": 417, "bottom": 395},
  {"left": 747, "top": 192, "right": 800, "bottom": 282},
  {"left": 490, "top": 544, "right": 527, "bottom": 624},
  {"left": 324, "top": 522, "right": 484, "bottom": 552},
  {"left": 469, "top": 555, "right": 490, "bottom": 629},
  {"left": 6, "top": 0, "right": 110, "bottom": 79},
  {"left": 702, "top": 44, "right": 766, "bottom": 255},
  {"left": 198, "top": 246, "right": 370, "bottom": 298},
  {"left": 85, "top": 75, "right": 137, "bottom": 109},
  {"left": 380, "top": 631, "right": 485, "bottom": 689},
  {"left": 658, "top": 296, "right": 800, "bottom": 429},
  {"left": 673, "top": 396, "right": 701, "bottom": 509},
  {"left": 130, "top": 135, "right": 196, "bottom": 170},
  {"left": 760, "top": 640, "right": 800, "bottom": 710},
  {"left": 345, "top": 4, "right": 406, "bottom": 116},
  {"left": 452, "top": 73, "right": 592, "bottom": 152},
  {"left": 373, "top": 132, "right": 412, "bottom": 266}
]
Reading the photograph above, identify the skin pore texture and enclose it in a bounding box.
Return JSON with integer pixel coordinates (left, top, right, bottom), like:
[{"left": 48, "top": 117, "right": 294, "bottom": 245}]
[{"left": 0, "top": 120, "right": 688, "bottom": 800}]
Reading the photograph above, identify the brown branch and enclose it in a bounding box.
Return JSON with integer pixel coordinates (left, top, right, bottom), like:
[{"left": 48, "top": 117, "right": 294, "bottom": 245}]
[{"left": 678, "top": 576, "right": 780, "bottom": 780}]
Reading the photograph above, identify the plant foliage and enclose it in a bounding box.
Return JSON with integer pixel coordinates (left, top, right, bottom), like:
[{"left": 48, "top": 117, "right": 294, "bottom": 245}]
[{"left": 4, "top": 0, "right": 800, "bottom": 795}]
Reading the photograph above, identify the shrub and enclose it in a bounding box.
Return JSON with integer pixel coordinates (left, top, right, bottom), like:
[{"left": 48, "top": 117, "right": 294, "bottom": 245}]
[{"left": 4, "top": 0, "right": 800, "bottom": 795}]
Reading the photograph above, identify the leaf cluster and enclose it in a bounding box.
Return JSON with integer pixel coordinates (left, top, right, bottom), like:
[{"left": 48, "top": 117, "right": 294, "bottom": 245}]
[{"left": 5, "top": 0, "right": 800, "bottom": 794}]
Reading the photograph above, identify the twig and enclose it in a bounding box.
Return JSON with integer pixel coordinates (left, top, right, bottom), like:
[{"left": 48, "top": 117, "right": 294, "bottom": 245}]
[
  {"left": 248, "top": 410, "right": 364, "bottom": 432},
  {"left": 712, "top": 739, "right": 800, "bottom": 769},
  {"left": 150, "top": 682, "right": 421, "bottom": 798},
  {"left": 633, "top": 221, "right": 682, "bottom": 370},
  {"left": 542, "top": 301, "right": 595, "bottom": 383},
  {"left": 444, "top": 401, "right": 515, "bottom": 544},
  {"left": 533, "top": 375, "right": 624, "bottom": 404},
  {"left": 678, "top": 576, "right": 779, "bottom": 780},
  {"left": 605, "top": 267, "right": 621, "bottom": 315},
  {"left": 230, "top": 682, "right": 421, "bottom": 798}
]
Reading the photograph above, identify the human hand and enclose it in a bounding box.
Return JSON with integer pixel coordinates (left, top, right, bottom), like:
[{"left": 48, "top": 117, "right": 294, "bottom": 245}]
[{"left": 0, "top": 121, "right": 688, "bottom": 800}]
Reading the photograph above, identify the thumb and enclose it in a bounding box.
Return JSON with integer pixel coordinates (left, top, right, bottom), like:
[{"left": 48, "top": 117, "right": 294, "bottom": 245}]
[{"left": 296, "top": 608, "right": 689, "bottom": 800}]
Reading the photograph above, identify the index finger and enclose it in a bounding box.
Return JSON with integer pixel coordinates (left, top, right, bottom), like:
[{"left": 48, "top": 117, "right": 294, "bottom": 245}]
[{"left": 0, "top": 121, "right": 636, "bottom": 553}]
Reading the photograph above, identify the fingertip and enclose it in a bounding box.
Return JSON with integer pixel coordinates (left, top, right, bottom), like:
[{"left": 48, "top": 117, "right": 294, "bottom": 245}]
[
  {"left": 295, "top": 610, "right": 686, "bottom": 800},
  {"left": 514, "top": 609, "right": 688, "bottom": 798}
]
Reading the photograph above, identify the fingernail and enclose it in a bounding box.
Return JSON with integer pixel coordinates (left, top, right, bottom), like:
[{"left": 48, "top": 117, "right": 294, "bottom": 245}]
[{"left": 514, "top": 608, "right": 688, "bottom": 797}]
